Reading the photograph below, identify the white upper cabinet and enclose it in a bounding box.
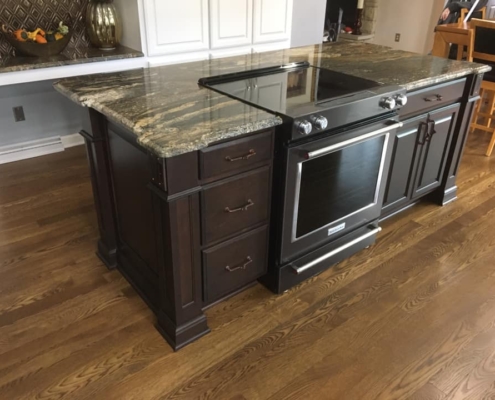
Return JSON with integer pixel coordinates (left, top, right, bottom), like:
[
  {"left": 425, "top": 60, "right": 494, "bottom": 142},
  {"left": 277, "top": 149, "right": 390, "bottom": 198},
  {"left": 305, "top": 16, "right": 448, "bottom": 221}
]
[
  {"left": 141, "top": 0, "right": 293, "bottom": 59},
  {"left": 253, "top": 0, "right": 293, "bottom": 44},
  {"left": 144, "top": 0, "right": 209, "bottom": 56},
  {"left": 210, "top": 0, "right": 253, "bottom": 49}
]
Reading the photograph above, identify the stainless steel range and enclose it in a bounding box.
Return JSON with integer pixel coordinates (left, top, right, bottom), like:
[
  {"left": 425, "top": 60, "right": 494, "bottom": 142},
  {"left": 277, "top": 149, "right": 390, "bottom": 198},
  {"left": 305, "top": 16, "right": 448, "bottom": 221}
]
[{"left": 199, "top": 61, "right": 407, "bottom": 292}]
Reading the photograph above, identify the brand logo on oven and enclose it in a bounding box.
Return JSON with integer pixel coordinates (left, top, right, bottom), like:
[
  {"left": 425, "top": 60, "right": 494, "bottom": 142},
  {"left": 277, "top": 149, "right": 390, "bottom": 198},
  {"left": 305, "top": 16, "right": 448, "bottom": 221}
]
[{"left": 328, "top": 223, "right": 346, "bottom": 236}]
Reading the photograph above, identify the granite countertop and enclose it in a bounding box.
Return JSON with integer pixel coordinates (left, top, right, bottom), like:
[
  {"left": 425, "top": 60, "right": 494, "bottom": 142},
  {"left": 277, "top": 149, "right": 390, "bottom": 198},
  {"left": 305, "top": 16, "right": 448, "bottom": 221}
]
[
  {"left": 0, "top": 45, "right": 144, "bottom": 74},
  {"left": 54, "top": 41, "right": 491, "bottom": 158}
]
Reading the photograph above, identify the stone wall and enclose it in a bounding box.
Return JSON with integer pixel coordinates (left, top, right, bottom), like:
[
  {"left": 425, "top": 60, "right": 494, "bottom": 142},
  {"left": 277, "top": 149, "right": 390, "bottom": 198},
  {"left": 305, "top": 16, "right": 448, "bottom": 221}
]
[{"left": 363, "top": 0, "right": 380, "bottom": 34}]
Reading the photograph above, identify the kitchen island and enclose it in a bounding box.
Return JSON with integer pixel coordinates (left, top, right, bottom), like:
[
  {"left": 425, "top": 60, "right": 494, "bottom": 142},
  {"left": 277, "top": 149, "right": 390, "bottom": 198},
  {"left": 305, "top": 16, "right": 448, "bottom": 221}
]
[{"left": 55, "top": 41, "right": 490, "bottom": 350}]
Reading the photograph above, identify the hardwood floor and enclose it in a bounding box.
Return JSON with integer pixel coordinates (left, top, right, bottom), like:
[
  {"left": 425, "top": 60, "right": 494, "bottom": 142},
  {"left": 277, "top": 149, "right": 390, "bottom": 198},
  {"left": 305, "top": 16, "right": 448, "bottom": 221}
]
[{"left": 1, "top": 132, "right": 495, "bottom": 400}]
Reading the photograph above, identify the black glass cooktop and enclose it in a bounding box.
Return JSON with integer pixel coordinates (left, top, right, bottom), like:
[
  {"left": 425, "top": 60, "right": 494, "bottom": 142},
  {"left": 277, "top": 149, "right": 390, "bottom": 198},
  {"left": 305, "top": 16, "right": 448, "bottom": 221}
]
[{"left": 199, "top": 62, "right": 384, "bottom": 117}]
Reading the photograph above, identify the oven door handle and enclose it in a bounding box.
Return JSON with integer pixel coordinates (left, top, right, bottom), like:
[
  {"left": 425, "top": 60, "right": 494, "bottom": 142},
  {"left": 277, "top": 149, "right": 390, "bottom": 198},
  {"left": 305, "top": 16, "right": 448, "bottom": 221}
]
[
  {"left": 291, "top": 226, "right": 382, "bottom": 275},
  {"left": 305, "top": 121, "right": 403, "bottom": 159}
]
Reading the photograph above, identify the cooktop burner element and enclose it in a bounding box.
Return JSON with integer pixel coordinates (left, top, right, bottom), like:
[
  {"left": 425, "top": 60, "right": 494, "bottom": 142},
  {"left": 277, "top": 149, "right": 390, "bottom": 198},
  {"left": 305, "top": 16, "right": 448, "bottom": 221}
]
[{"left": 199, "top": 62, "right": 407, "bottom": 140}]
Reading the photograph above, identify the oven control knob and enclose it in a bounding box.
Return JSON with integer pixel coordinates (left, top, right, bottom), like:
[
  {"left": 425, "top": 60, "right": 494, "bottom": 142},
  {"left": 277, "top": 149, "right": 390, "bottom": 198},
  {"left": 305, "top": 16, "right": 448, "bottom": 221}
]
[
  {"left": 310, "top": 115, "right": 328, "bottom": 130},
  {"left": 295, "top": 120, "right": 313, "bottom": 135},
  {"left": 394, "top": 94, "right": 408, "bottom": 107},
  {"left": 380, "top": 97, "right": 396, "bottom": 110}
]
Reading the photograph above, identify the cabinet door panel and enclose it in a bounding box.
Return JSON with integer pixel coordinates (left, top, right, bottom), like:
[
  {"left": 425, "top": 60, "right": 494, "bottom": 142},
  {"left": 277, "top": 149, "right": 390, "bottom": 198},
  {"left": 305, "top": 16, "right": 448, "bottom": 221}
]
[
  {"left": 253, "top": 0, "right": 292, "bottom": 44},
  {"left": 382, "top": 117, "right": 424, "bottom": 213},
  {"left": 412, "top": 105, "right": 459, "bottom": 199},
  {"left": 144, "top": 0, "right": 209, "bottom": 56},
  {"left": 210, "top": 0, "right": 253, "bottom": 49},
  {"left": 251, "top": 74, "right": 287, "bottom": 112}
]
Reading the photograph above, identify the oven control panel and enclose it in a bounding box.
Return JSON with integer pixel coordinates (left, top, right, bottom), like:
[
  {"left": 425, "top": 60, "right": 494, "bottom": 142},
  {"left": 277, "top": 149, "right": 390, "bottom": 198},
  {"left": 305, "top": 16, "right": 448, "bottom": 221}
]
[
  {"left": 380, "top": 94, "right": 408, "bottom": 110},
  {"left": 292, "top": 90, "right": 408, "bottom": 139}
]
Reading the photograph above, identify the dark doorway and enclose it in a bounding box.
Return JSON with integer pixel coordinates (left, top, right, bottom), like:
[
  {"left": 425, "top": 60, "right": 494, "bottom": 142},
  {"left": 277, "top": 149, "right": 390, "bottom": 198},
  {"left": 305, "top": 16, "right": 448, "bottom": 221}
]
[{"left": 326, "top": 0, "right": 358, "bottom": 27}]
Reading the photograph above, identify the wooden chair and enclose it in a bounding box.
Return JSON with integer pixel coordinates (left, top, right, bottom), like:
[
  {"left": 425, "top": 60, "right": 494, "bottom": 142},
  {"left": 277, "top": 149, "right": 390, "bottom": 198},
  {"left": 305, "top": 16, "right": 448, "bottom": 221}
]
[
  {"left": 457, "top": 6, "right": 487, "bottom": 60},
  {"left": 459, "top": 6, "right": 487, "bottom": 23},
  {"left": 469, "top": 19, "right": 495, "bottom": 156}
]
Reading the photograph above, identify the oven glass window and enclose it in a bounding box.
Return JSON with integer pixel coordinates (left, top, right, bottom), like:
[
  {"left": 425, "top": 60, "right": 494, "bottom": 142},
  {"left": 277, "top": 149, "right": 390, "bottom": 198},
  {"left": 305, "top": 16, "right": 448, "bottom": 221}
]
[{"left": 296, "top": 135, "right": 385, "bottom": 238}]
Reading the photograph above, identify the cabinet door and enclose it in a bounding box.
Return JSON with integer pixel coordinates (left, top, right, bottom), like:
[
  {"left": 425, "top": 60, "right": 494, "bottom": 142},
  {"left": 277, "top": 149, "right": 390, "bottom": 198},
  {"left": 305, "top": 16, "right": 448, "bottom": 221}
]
[
  {"left": 412, "top": 104, "right": 460, "bottom": 199},
  {"left": 253, "top": 0, "right": 293, "bottom": 44},
  {"left": 210, "top": 0, "right": 253, "bottom": 49},
  {"left": 250, "top": 74, "right": 287, "bottom": 112},
  {"left": 382, "top": 116, "right": 425, "bottom": 213},
  {"left": 144, "top": 0, "right": 209, "bottom": 56}
]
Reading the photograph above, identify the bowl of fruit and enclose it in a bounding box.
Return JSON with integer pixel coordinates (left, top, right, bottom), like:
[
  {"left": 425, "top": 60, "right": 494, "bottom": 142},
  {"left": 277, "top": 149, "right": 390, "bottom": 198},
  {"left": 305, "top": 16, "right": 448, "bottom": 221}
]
[{"left": 1, "top": 21, "right": 71, "bottom": 57}]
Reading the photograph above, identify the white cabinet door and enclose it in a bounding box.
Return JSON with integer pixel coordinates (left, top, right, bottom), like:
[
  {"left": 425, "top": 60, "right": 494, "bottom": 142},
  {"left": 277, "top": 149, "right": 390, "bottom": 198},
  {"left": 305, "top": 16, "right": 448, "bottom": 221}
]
[
  {"left": 144, "top": 0, "right": 209, "bottom": 56},
  {"left": 210, "top": 0, "right": 253, "bottom": 49},
  {"left": 253, "top": 0, "right": 293, "bottom": 44},
  {"left": 251, "top": 74, "right": 287, "bottom": 112}
]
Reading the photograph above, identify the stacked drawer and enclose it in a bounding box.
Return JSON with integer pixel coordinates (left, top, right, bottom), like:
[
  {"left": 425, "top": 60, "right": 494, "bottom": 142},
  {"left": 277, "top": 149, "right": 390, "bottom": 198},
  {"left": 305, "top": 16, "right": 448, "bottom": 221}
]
[{"left": 199, "top": 129, "right": 274, "bottom": 305}]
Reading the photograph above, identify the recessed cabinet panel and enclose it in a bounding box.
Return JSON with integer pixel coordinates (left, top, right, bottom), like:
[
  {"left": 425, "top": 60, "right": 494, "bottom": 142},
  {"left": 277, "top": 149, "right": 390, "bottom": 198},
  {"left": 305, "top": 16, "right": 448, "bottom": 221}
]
[
  {"left": 144, "top": 0, "right": 209, "bottom": 56},
  {"left": 413, "top": 106, "right": 459, "bottom": 199},
  {"left": 210, "top": 0, "right": 253, "bottom": 49},
  {"left": 253, "top": 0, "right": 292, "bottom": 44},
  {"left": 382, "top": 117, "right": 424, "bottom": 213},
  {"left": 251, "top": 74, "right": 287, "bottom": 112}
]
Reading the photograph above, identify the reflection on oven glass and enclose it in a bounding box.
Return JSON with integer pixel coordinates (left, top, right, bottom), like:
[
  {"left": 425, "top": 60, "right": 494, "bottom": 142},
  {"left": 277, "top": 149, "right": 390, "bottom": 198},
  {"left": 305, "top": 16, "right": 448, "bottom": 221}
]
[
  {"left": 287, "top": 69, "right": 308, "bottom": 98},
  {"left": 296, "top": 136, "right": 385, "bottom": 238}
]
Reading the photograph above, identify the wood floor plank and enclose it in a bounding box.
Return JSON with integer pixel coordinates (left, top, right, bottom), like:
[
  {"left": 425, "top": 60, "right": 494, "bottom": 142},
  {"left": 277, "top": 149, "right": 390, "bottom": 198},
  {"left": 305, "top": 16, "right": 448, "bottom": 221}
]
[
  {"left": 398, "top": 383, "right": 446, "bottom": 400},
  {"left": 162, "top": 211, "right": 495, "bottom": 400}
]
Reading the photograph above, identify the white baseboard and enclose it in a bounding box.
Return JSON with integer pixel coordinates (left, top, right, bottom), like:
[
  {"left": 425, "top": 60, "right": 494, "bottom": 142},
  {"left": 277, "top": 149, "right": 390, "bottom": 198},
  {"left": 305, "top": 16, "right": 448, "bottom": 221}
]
[
  {"left": 61, "top": 133, "right": 85, "bottom": 149},
  {"left": 0, "top": 133, "right": 84, "bottom": 165}
]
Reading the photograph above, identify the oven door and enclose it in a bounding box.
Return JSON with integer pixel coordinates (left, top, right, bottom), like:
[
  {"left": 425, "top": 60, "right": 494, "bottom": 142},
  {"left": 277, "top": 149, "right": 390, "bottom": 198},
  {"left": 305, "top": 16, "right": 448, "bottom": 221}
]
[{"left": 280, "top": 119, "right": 402, "bottom": 262}]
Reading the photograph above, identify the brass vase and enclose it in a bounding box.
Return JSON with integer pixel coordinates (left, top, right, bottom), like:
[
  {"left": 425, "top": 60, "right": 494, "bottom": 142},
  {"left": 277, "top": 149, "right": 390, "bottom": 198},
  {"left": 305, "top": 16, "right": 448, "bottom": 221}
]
[{"left": 86, "top": 0, "right": 122, "bottom": 50}]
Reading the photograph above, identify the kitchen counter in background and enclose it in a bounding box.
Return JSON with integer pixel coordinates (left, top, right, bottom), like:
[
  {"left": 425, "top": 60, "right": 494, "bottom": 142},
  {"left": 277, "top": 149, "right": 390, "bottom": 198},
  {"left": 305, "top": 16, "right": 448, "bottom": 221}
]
[
  {"left": 0, "top": 45, "right": 144, "bottom": 74},
  {"left": 54, "top": 41, "right": 490, "bottom": 158}
]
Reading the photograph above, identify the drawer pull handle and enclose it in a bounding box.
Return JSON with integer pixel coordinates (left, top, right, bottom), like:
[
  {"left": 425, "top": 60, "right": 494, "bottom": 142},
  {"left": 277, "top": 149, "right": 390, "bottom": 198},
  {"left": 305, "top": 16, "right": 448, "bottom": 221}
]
[
  {"left": 226, "top": 256, "right": 253, "bottom": 272},
  {"left": 225, "top": 149, "right": 256, "bottom": 162},
  {"left": 225, "top": 199, "right": 254, "bottom": 213},
  {"left": 424, "top": 94, "right": 443, "bottom": 102}
]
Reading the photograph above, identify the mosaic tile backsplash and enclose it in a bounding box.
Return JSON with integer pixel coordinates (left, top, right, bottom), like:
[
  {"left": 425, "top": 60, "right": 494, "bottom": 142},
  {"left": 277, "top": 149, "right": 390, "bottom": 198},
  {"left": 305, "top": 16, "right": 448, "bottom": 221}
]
[{"left": 0, "top": 0, "right": 92, "bottom": 58}]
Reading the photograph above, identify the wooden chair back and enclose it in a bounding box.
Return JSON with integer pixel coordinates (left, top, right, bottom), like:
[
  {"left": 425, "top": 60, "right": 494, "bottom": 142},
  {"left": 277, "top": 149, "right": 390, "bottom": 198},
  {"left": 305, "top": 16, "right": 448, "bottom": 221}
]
[
  {"left": 459, "top": 6, "right": 487, "bottom": 22},
  {"left": 469, "top": 18, "right": 495, "bottom": 64}
]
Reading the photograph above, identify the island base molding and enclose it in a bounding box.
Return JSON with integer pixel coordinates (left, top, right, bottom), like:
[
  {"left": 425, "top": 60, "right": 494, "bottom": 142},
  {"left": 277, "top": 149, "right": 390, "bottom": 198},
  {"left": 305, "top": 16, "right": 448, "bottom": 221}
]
[{"left": 81, "top": 109, "right": 211, "bottom": 351}]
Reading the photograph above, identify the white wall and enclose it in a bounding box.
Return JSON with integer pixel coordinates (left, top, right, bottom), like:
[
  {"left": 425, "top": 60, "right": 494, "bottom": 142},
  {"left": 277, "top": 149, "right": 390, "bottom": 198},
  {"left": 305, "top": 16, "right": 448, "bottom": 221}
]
[
  {"left": 114, "top": 0, "right": 143, "bottom": 51},
  {"left": 0, "top": 81, "right": 82, "bottom": 146},
  {"left": 291, "top": 0, "right": 326, "bottom": 47},
  {"left": 372, "top": 0, "right": 445, "bottom": 54}
]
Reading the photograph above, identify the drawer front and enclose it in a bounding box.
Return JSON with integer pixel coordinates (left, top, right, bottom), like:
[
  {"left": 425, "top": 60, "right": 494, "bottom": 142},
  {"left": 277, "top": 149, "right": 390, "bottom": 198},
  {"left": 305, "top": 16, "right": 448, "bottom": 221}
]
[
  {"left": 199, "top": 130, "right": 273, "bottom": 180},
  {"left": 203, "top": 226, "right": 268, "bottom": 303},
  {"left": 202, "top": 167, "right": 271, "bottom": 245},
  {"left": 400, "top": 79, "right": 466, "bottom": 118}
]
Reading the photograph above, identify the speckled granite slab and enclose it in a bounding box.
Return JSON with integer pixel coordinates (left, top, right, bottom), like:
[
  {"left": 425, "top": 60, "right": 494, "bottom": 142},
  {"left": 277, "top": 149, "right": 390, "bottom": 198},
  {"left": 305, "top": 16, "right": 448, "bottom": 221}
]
[
  {"left": 0, "top": 46, "right": 144, "bottom": 74},
  {"left": 54, "top": 41, "right": 491, "bottom": 158}
]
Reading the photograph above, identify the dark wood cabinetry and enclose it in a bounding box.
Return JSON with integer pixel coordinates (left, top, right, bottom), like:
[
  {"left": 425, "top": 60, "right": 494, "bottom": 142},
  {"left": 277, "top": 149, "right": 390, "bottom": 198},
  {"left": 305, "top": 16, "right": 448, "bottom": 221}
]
[
  {"left": 383, "top": 104, "right": 460, "bottom": 214},
  {"left": 412, "top": 105, "right": 459, "bottom": 199},
  {"left": 80, "top": 73, "right": 481, "bottom": 351},
  {"left": 80, "top": 116, "right": 274, "bottom": 350},
  {"left": 203, "top": 225, "right": 269, "bottom": 303},
  {"left": 199, "top": 130, "right": 273, "bottom": 180},
  {"left": 201, "top": 167, "right": 271, "bottom": 246},
  {"left": 382, "top": 116, "right": 423, "bottom": 213}
]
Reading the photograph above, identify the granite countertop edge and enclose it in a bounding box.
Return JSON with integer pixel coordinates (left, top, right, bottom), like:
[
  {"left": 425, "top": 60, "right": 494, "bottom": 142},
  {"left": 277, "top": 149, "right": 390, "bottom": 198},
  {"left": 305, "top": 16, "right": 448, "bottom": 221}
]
[
  {"left": 137, "top": 116, "right": 284, "bottom": 158},
  {"left": 404, "top": 63, "right": 491, "bottom": 91},
  {"left": 53, "top": 42, "right": 492, "bottom": 159},
  {"left": 53, "top": 81, "right": 284, "bottom": 158}
]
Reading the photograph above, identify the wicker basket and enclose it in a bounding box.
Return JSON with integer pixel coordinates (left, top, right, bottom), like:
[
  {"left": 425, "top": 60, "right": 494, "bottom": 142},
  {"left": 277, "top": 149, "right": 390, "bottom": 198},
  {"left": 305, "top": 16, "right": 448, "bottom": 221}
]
[{"left": 1, "top": 25, "right": 72, "bottom": 57}]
